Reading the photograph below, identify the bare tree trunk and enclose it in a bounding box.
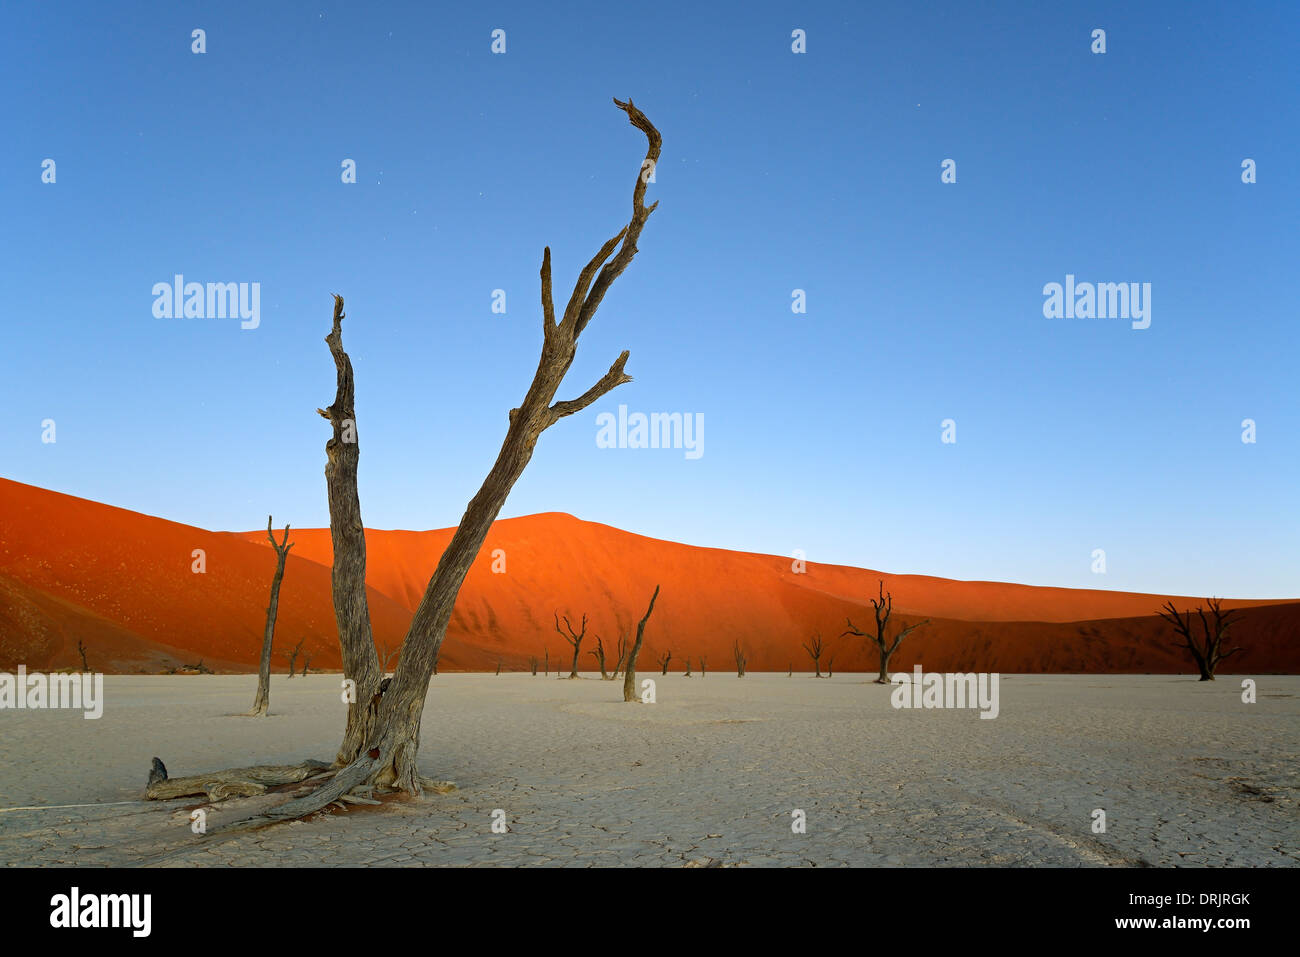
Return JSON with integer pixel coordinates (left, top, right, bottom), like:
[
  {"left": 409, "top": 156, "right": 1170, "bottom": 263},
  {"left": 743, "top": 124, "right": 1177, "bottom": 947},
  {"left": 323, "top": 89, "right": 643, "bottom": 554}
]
[
  {"left": 250, "top": 517, "right": 293, "bottom": 716},
  {"left": 342, "top": 98, "right": 662, "bottom": 794},
  {"left": 282, "top": 638, "right": 304, "bottom": 679},
  {"left": 301, "top": 651, "right": 315, "bottom": 677},
  {"left": 733, "top": 641, "right": 747, "bottom": 677},
  {"left": 698, "top": 656, "right": 705, "bottom": 678},
  {"left": 657, "top": 650, "right": 672, "bottom": 675},
  {"left": 544, "top": 649, "right": 549, "bottom": 676},
  {"left": 316, "top": 295, "right": 384, "bottom": 763},
  {"left": 76, "top": 639, "right": 89, "bottom": 672},
  {"left": 529, "top": 655, "right": 539, "bottom": 675},
  {"left": 623, "top": 585, "right": 660, "bottom": 702},
  {"left": 589, "top": 636, "right": 609, "bottom": 679}
]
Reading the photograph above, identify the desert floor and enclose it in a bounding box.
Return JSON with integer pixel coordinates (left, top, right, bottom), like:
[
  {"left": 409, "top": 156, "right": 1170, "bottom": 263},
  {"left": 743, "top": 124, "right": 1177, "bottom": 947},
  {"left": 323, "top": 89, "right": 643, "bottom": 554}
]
[{"left": 0, "top": 673, "right": 1295, "bottom": 867}]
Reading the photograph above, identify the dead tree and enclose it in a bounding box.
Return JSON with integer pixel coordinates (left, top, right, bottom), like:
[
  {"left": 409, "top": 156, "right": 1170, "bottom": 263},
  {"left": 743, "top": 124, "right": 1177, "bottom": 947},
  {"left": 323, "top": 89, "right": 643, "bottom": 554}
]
[
  {"left": 733, "top": 641, "right": 747, "bottom": 677},
  {"left": 802, "top": 631, "right": 826, "bottom": 677},
  {"left": 825, "top": 652, "right": 836, "bottom": 678},
  {"left": 76, "top": 639, "right": 89, "bottom": 672},
  {"left": 1157, "top": 598, "right": 1245, "bottom": 681},
  {"left": 698, "top": 655, "right": 705, "bottom": 678},
  {"left": 281, "top": 638, "right": 305, "bottom": 678},
  {"left": 657, "top": 650, "right": 672, "bottom": 675},
  {"left": 623, "top": 585, "right": 661, "bottom": 702},
  {"left": 316, "top": 296, "right": 384, "bottom": 763},
  {"left": 683, "top": 657, "right": 692, "bottom": 677},
  {"left": 843, "top": 580, "right": 929, "bottom": 683},
  {"left": 544, "top": 649, "right": 550, "bottom": 676},
  {"left": 589, "top": 635, "right": 610, "bottom": 679},
  {"left": 300, "top": 649, "right": 316, "bottom": 676},
  {"left": 555, "top": 612, "right": 588, "bottom": 679},
  {"left": 147, "top": 97, "right": 663, "bottom": 822},
  {"left": 377, "top": 640, "right": 402, "bottom": 674},
  {"left": 611, "top": 632, "right": 629, "bottom": 678},
  {"left": 529, "top": 656, "right": 539, "bottom": 676},
  {"left": 496, "top": 659, "right": 503, "bottom": 675},
  {"left": 249, "top": 517, "right": 293, "bottom": 716}
]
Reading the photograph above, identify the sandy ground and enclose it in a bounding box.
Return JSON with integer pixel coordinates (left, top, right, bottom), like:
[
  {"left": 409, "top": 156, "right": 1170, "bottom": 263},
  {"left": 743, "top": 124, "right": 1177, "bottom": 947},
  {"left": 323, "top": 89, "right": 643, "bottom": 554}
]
[{"left": 0, "top": 673, "right": 1295, "bottom": 867}]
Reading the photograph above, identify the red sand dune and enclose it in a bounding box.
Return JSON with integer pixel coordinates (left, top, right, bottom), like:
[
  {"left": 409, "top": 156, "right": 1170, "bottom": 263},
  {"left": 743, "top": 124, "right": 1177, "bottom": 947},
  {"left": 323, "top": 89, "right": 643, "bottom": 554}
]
[{"left": 1, "top": 477, "right": 1297, "bottom": 674}]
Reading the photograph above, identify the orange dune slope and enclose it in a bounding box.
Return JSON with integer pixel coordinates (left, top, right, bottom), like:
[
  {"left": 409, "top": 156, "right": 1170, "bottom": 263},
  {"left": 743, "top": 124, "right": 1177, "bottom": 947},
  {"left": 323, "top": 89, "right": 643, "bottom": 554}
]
[{"left": 1, "top": 477, "right": 1296, "bottom": 674}]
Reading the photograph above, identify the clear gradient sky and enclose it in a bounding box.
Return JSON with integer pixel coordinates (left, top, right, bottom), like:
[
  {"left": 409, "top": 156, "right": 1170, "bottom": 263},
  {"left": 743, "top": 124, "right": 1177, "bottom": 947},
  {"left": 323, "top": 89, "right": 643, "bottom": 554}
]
[{"left": 2, "top": 1, "right": 1296, "bottom": 598}]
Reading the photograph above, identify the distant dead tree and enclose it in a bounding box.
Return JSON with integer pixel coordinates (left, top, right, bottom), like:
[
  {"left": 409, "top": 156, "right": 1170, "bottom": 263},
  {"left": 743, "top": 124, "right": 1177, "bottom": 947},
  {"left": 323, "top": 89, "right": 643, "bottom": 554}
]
[
  {"left": 76, "top": 639, "right": 89, "bottom": 672},
  {"left": 300, "top": 648, "right": 316, "bottom": 676},
  {"left": 281, "top": 638, "right": 305, "bottom": 678},
  {"left": 623, "top": 585, "right": 660, "bottom": 702},
  {"left": 555, "top": 612, "right": 588, "bottom": 679},
  {"left": 611, "top": 632, "right": 629, "bottom": 678},
  {"left": 733, "top": 641, "right": 748, "bottom": 677},
  {"left": 529, "top": 656, "right": 539, "bottom": 676},
  {"left": 377, "top": 639, "right": 402, "bottom": 674},
  {"left": 802, "top": 631, "right": 827, "bottom": 677},
  {"left": 787, "top": 662, "right": 792, "bottom": 677},
  {"left": 249, "top": 517, "right": 293, "bottom": 716},
  {"left": 683, "top": 657, "right": 692, "bottom": 677},
  {"left": 496, "top": 659, "right": 503, "bottom": 675},
  {"left": 825, "top": 651, "right": 836, "bottom": 678},
  {"left": 544, "top": 649, "right": 549, "bottom": 676},
  {"left": 589, "top": 635, "right": 610, "bottom": 679},
  {"left": 843, "top": 580, "right": 930, "bottom": 683},
  {"left": 1158, "top": 598, "right": 1245, "bottom": 681},
  {"left": 657, "top": 650, "right": 672, "bottom": 675},
  {"left": 698, "top": 655, "right": 705, "bottom": 677}
]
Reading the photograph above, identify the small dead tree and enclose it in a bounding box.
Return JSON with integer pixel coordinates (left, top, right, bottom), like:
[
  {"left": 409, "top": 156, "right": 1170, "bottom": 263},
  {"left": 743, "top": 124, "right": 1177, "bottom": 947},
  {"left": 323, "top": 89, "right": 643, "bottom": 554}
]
[
  {"left": 249, "top": 517, "right": 293, "bottom": 715},
  {"left": 300, "top": 647, "right": 317, "bottom": 676},
  {"left": 611, "top": 632, "right": 629, "bottom": 678},
  {"left": 683, "top": 657, "right": 692, "bottom": 677},
  {"left": 623, "top": 585, "right": 660, "bottom": 702},
  {"left": 657, "top": 650, "right": 672, "bottom": 675},
  {"left": 496, "top": 659, "right": 503, "bottom": 675},
  {"left": 1157, "top": 598, "right": 1245, "bottom": 681},
  {"left": 825, "top": 651, "right": 836, "bottom": 678},
  {"left": 281, "top": 638, "right": 305, "bottom": 678},
  {"left": 733, "top": 641, "right": 747, "bottom": 677},
  {"left": 788, "top": 663, "right": 792, "bottom": 677},
  {"left": 555, "top": 612, "right": 588, "bottom": 679},
  {"left": 843, "top": 581, "right": 929, "bottom": 683},
  {"left": 76, "top": 639, "right": 89, "bottom": 672},
  {"left": 377, "top": 640, "right": 402, "bottom": 674},
  {"left": 802, "top": 631, "right": 826, "bottom": 677},
  {"left": 529, "top": 656, "right": 539, "bottom": 676},
  {"left": 698, "top": 655, "right": 705, "bottom": 678},
  {"left": 544, "top": 649, "right": 549, "bottom": 676},
  {"left": 589, "top": 635, "right": 610, "bottom": 679}
]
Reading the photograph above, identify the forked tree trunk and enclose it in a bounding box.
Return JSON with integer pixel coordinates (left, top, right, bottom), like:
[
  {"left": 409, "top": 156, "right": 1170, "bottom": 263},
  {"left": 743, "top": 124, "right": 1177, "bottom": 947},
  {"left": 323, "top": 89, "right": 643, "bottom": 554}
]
[
  {"left": 623, "top": 585, "right": 660, "bottom": 702},
  {"left": 589, "top": 636, "right": 609, "bottom": 679},
  {"left": 327, "top": 98, "right": 662, "bottom": 796},
  {"left": 154, "top": 98, "right": 665, "bottom": 827},
  {"left": 250, "top": 517, "right": 294, "bottom": 717}
]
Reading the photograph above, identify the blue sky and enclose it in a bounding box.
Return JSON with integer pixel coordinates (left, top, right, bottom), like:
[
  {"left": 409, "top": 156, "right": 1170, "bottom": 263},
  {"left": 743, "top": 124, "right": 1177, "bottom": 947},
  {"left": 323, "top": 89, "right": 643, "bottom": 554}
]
[{"left": 2, "top": 1, "right": 1296, "bottom": 598}]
